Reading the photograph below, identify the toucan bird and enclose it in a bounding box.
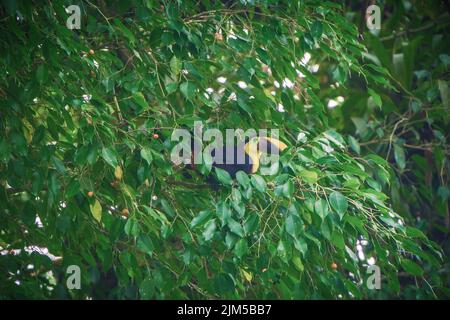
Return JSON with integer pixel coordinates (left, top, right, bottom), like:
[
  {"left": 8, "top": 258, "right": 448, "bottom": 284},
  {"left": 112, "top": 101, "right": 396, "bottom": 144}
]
[{"left": 190, "top": 137, "right": 288, "bottom": 178}]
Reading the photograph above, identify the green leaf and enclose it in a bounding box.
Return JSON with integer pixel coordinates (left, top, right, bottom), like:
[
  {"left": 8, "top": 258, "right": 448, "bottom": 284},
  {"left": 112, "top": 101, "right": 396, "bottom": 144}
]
[
  {"left": 227, "top": 219, "right": 244, "bottom": 237},
  {"left": 165, "top": 82, "right": 178, "bottom": 94},
  {"left": 331, "top": 231, "right": 345, "bottom": 249},
  {"left": 36, "top": 64, "right": 48, "bottom": 84},
  {"left": 0, "top": 138, "right": 11, "bottom": 162},
  {"left": 170, "top": 55, "right": 182, "bottom": 76},
  {"left": 285, "top": 215, "right": 297, "bottom": 237},
  {"left": 215, "top": 167, "right": 233, "bottom": 185},
  {"left": 66, "top": 180, "right": 80, "bottom": 198},
  {"left": 293, "top": 238, "right": 308, "bottom": 256},
  {"left": 137, "top": 235, "right": 154, "bottom": 255},
  {"left": 231, "top": 187, "right": 242, "bottom": 203},
  {"left": 251, "top": 174, "right": 266, "bottom": 193},
  {"left": 282, "top": 180, "right": 294, "bottom": 198},
  {"left": 405, "top": 226, "right": 427, "bottom": 239},
  {"left": 140, "top": 147, "right": 153, "bottom": 165},
  {"left": 114, "top": 18, "right": 135, "bottom": 43},
  {"left": 343, "top": 279, "right": 362, "bottom": 299},
  {"left": 160, "top": 199, "right": 176, "bottom": 218},
  {"left": 234, "top": 239, "right": 248, "bottom": 258},
  {"left": 343, "top": 177, "right": 360, "bottom": 190},
  {"left": 217, "top": 202, "right": 232, "bottom": 227},
  {"left": 237, "top": 98, "right": 252, "bottom": 114},
  {"left": 311, "top": 21, "right": 323, "bottom": 39},
  {"left": 314, "top": 198, "right": 329, "bottom": 220},
  {"left": 292, "top": 256, "right": 304, "bottom": 272},
  {"left": 203, "top": 219, "right": 216, "bottom": 241},
  {"left": 411, "top": 99, "right": 422, "bottom": 113},
  {"left": 133, "top": 92, "right": 148, "bottom": 109},
  {"left": 380, "top": 216, "right": 400, "bottom": 229},
  {"left": 139, "top": 277, "right": 155, "bottom": 300},
  {"left": 180, "top": 81, "right": 196, "bottom": 99},
  {"left": 90, "top": 199, "right": 102, "bottom": 223},
  {"left": 332, "top": 65, "right": 347, "bottom": 84},
  {"left": 352, "top": 117, "right": 368, "bottom": 138},
  {"left": 348, "top": 135, "right": 360, "bottom": 155},
  {"left": 124, "top": 218, "right": 140, "bottom": 237},
  {"left": 366, "top": 154, "right": 389, "bottom": 167},
  {"left": 102, "top": 147, "right": 118, "bottom": 168},
  {"left": 277, "top": 240, "right": 287, "bottom": 259},
  {"left": 439, "top": 53, "right": 450, "bottom": 66},
  {"left": 368, "top": 88, "right": 382, "bottom": 109},
  {"left": 393, "top": 143, "right": 406, "bottom": 170},
  {"left": 345, "top": 245, "right": 358, "bottom": 261},
  {"left": 329, "top": 191, "right": 348, "bottom": 219},
  {"left": 299, "top": 170, "right": 318, "bottom": 184},
  {"left": 190, "top": 210, "right": 212, "bottom": 228},
  {"left": 321, "top": 219, "right": 331, "bottom": 240},
  {"left": 401, "top": 259, "right": 424, "bottom": 277},
  {"left": 244, "top": 214, "right": 259, "bottom": 234}
]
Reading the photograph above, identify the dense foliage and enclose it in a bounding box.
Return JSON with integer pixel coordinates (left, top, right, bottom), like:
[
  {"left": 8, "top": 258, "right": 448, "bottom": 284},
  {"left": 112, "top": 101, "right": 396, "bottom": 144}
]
[{"left": 0, "top": 0, "right": 448, "bottom": 299}]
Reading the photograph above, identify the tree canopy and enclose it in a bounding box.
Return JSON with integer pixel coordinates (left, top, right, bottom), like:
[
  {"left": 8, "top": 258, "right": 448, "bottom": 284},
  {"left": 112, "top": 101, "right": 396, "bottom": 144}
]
[{"left": 0, "top": 0, "right": 448, "bottom": 299}]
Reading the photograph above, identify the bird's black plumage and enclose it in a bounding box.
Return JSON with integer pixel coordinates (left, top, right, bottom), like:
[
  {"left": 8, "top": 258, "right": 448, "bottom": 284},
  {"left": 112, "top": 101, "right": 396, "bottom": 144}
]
[
  {"left": 210, "top": 143, "right": 253, "bottom": 178},
  {"left": 184, "top": 136, "right": 287, "bottom": 183}
]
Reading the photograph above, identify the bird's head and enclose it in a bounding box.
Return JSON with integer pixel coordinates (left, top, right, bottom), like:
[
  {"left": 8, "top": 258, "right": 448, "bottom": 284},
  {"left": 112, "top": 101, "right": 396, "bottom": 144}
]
[{"left": 244, "top": 137, "right": 288, "bottom": 173}]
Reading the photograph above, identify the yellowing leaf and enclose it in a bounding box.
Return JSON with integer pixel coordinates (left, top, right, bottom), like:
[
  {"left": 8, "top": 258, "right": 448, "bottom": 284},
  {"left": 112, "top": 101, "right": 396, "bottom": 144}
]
[
  {"left": 90, "top": 199, "right": 102, "bottom": 222},
  {"left": 22, "top": 118, "right": 34, "bottom": 144},
  {"left": 114, "top": 165, "right": 123, "bottom": 180},
  {"left": 241, "top": 269, "right": 253, "bottom": 282}
]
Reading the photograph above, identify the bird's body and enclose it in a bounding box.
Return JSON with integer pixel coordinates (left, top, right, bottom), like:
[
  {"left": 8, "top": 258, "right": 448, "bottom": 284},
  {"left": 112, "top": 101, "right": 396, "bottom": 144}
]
[
  {"left": 189, "top": 136, "right": 288, "bottom": 179},
  {"left": 210, "top": 143, "right": 253, "bottom": 178}
]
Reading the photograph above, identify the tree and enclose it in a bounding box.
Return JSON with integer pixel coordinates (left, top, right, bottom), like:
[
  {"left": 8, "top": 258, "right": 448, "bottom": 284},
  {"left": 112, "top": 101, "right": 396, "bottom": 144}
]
[
  {"left": 328, "top": 0, "right": 450, "bottom": 299},
  {"left": 0, "top": 0, "right": 447, "bottom": 299}
]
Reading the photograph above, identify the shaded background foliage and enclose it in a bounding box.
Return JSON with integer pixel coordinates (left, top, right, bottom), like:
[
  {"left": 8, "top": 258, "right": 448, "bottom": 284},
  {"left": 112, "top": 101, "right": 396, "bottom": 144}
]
[{"left": 0, "top": 0, "right": 448, "bottom": 299}]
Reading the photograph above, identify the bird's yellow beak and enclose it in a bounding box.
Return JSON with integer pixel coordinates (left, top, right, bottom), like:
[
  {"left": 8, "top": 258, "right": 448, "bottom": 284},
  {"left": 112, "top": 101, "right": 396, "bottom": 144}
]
[
  {"left": 259, "top": 137, "right": 288, "bottom": 153},
  {"left": 244, "top": 137, "right": 287, "bottom": 173},
  {"left": 244, "top": 138, "right": 260, "bottom": 173}
]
